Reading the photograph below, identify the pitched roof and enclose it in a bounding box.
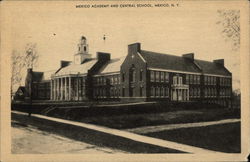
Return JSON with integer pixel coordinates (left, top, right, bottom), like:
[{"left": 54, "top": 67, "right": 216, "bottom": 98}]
[
  {"left": 96, "top": 57, "right": 125, "bottom": 75},
  {"left": 55, "top": 59, "right": 98, "bottom": 76},
  {"left": 140, "top": 50, "right": 231, "bottom": 76},
  {"left": 194, "top": 59, "right": 231, "bottom": 76},
  {"left": 140, "top": 50, "right": 201, "bottom": 73},
  {"left": 17, "top": 86, "right": 25, "bottom": 93},
  {"left": 32, "top": 72, "right": 44, "bottom": 82}
]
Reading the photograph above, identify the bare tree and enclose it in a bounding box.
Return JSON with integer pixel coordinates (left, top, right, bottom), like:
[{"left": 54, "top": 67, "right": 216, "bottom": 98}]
[
  {"left": 216, "top": 10, "right": 240, "bottom": 51},
  {"left": 11, "top": 50, "right": 24, "bottom": 99},
  {"left": 23, "top": 43, "right": 39, "bottom": 69},
  {"left": 11, "top": 43, "right": 39, "bottom": 100}
]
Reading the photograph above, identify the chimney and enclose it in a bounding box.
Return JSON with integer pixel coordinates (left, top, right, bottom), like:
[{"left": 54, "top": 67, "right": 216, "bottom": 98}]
[
  {"left": 61, "top": 61, "right": 71, "bottom": 68},
  {"left": 96, "top": 52, "right": 110, "bottom": 62},
  {"left": 27, "top": 68, "right": 33, "bottom": 73},
  {"left": 128, "top": 43, "right": 141, "bottom": 55},
  {"left": 182, "top": 53, "right": 194, "bottom": 61},
  {"left": 213, "top": 59, "right": 224, "bottom": 66}
]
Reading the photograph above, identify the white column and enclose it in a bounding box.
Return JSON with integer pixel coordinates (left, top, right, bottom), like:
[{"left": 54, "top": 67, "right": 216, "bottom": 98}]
[
  {"left": 76, "top": 77, "right": 79, "bottom": 100},
  {"left": 187, "top": 89, "right": 189, "bottom": 101},
  {"left": 60, "top": 78, "right": 63, "bottom": 100},
  {"left": 69, "top": 77, "right": 71, "bottom": 100},
  {"left": 57, "top": 78, "right": 59, "bottom": 100},
  {"left": 64, "top": 77, "right": 67, "bottom": 101},
  {"left": 183, "top": 89, "right": 186, "bottom": 101},
  {"left": 53, "top": 79, "right": 56, "bottom": 100},
  {"left": 50, "top": 80, "right": 53, "bottom": 100}
]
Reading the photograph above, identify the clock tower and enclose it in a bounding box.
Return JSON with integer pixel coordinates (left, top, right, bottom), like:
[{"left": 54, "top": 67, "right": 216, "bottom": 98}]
[{"left": 74, "top": 36, "right": 91, "bottom": 64}]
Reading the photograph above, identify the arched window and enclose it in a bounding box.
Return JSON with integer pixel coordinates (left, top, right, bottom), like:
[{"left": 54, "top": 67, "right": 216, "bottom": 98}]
[{"left": 130, "top": 65, "right": 136, "bottom": 82}]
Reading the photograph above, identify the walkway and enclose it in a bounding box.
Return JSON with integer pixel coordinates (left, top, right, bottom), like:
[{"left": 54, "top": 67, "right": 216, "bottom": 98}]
[
  {"left": 125, "top": 119, "right": 241, "bottom": 134},
  {"left": 12, "top": 111, "right": 227, "bottom": 154}
]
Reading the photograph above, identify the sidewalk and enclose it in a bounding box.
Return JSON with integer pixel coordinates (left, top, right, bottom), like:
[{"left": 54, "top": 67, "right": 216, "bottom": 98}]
[
  {"left": 12, "top": 111, "right": 226, "bottom": 154},
  {"left": 125, "top": 119, "right": 240, "bottom": 134}
]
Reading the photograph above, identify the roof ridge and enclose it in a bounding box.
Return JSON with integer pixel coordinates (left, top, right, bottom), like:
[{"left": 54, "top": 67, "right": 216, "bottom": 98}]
[{"left": 141, "top": 50, "right": 181, "bottom": 58}]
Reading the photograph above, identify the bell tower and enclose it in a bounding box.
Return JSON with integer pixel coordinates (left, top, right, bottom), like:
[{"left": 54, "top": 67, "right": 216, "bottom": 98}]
[{"left": 74, "top": 36, "right": 91, "bottom": 64}]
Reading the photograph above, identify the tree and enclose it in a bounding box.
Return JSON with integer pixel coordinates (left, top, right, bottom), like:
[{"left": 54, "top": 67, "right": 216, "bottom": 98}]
[
  {"left": 216, "top": 10, "right": 240, "bottom": 51},
  {"left": 23, "top": 43, "right": 39, "bottom": 69},
  {"left": 11, "top": 50, "right": 24, "bottom": 99},
  {"left": 11, "top": 43, "right": 39, "bottom": 100}
]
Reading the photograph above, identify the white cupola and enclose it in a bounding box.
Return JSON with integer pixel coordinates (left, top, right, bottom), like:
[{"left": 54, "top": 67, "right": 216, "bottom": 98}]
[{"left": 74, "top": 36, "right": 91, "bottom": 64}]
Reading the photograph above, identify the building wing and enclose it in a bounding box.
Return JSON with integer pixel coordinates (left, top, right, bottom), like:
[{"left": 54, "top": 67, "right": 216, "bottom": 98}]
[
  {"left": 55, "top": 59, "right": 98, "bottom": 76},
  {"left": 32, "top": 72, "right": 44, "bottom": 82},
  {"left": 140, "top": 50, "right": 201, "bottom": 73},
  {"left": 194, "top": 59, "right": 231, "bottom": 76},
  {"left": 95, "top": 57, "right": 125, "bottom": 75}
]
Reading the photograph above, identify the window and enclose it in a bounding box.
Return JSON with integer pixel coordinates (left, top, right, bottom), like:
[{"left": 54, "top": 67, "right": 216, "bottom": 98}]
[
  {"left": 140, "top": 70, "right": 143, "bottom": 81},
  {"left": 110, "top": 87, "right": 113, "bottom": 97},
  {"left": 204, "top": 76, "right": 208, "bottom": 85},
  {"left": 173, "top": 76, "right": 177, "bottom": 85},
  {"left": 114, "top": 87, "right": 117, "bottom": 98},
  {"left": 165, "top": 72, "right": 169, "bottom": 82},
  {"left": 117, "top": 88, "right": 120, "bottom": 97},
  {"left": 156, "top": 87, "right": 159, "bottom": 97},
  {"left": 110, "top": 77, "right": 114, "bottom": 85},
  {"left": 151, "top": 87, "right": 154, "bottom": 97},
  {"left": 122, "top": 73, "right": 125, "bottom": 82},
  {"left": 150, "top": 71, "right": 155, "bottom": 82},
  {"left": 140, "top": 87, "right": 143, "bottom": 97},
  {"left": 194, "top": 75, "right": 197, "bottom": 84},
  {"left": 160, "top": 72, "right": 164, "bottom": 82},
  {"left": 190, "top": 75, "right": 193, "bottom": 84},
  {"left": 161, "top": 87, "right": 164, "bottom": 97},
  {"left": 155, "top": 71, "right": 160, "bottom": 82},
  {"left": 132, "top": 69, "right": 136, "bottom": 82},
  {"left": 118, "top": 75, "right": 120, "bottom": 84},
  {"left": 220, "top": 78, "right": 223, "bottom": 85},
  {"left": 197, "top": 75, "right": 200, "bottom": 84},
  {"left": 186, "top": 75, "right": 189, "bottom": 84},
  {"left": 122, "top": 87, "right": 125, "bottom": 97},
  {"left": 178, "top": 77, "right": 182, "bottom": 85},
  {"left": 197, "top": 88, "right": 200, "bottom": 97},
  {"left": 204, "top": 88, "right": 207, "bottom": 97},
  {"left": 190, "top": 88, "right": 193, "bottom": 97},
  {"left": 84, "top": 46, "right": 86, "bottom": 52},
  {"left": 114, "top": 76, "right": 117, "bottom": 84},
  {"left": 165, "top": 87, "right": 169, "bottom": 97}
]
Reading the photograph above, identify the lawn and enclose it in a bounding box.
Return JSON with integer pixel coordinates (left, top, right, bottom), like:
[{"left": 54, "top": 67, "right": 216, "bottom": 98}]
[
  {"left": 74, "top": 108, "right": 240, "bottom": 129},
  {"left": 145, "top": 122, "right": 241, "bottom": 153}
]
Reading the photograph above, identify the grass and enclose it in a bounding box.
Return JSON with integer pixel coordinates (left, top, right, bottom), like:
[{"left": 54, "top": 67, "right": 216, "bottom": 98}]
[
  {"left": 145, "top": 122, "right": 241, "bottom": 153},
  {"left": 45, "top": 107, "right": 240, "bottom": 129},
  {"left": 12, "top": 113, "right": 184, "bottom": 153}
]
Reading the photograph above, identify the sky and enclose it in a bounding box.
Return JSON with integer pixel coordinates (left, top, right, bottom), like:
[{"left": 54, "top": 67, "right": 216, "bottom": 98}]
[{"left": 6, "top": 1, "right": 242, "bottom": 90}]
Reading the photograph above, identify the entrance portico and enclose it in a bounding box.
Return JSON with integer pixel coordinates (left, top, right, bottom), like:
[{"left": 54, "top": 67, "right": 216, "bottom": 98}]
[
  {"left": 171, "top": 85, "right": 189, "bottom": 101},
  {"left": 51, "top": 74, "right": 86, "bottom": 101}
]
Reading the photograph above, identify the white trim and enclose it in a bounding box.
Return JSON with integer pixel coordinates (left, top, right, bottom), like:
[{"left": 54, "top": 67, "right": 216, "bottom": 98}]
[
  {"left": 93, "top": 72, "right": 120, "bottom": 77},
  {"left": 148, "top": 68, "right": 231, "bottom": 78},
  {"left": 52, "top": 74, "right": 87, "bottom": 79},
  {"left": 203, "top": 73, "right": 232, "bottom": 78},
  {"left": 148, "top": 68, "right": 202, "bottom": 75},
  {"left": 119, "top": 97, "right": 147, "bottom": 99},
  {"left": 137, "top": 52, "right": 146, "bottom": 63}
]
